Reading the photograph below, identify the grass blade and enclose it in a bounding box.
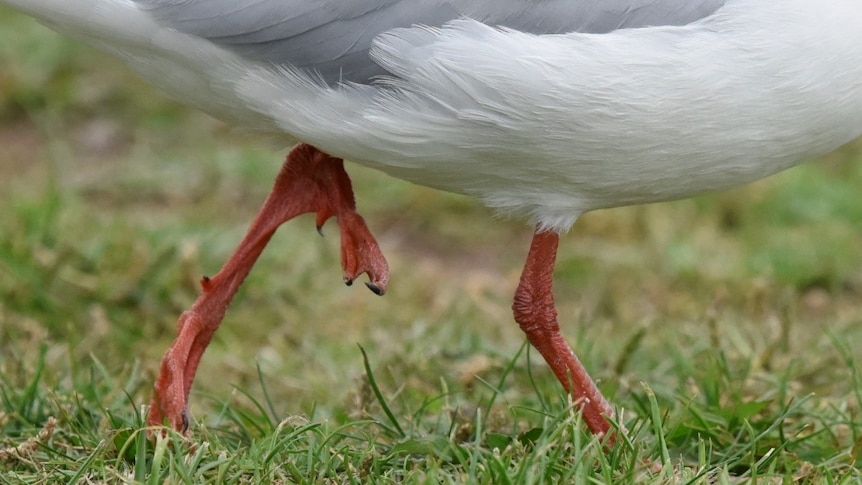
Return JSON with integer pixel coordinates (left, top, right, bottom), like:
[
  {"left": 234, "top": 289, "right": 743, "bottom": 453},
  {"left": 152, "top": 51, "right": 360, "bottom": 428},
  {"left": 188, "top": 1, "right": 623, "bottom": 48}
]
[{"left": 358, "top": 345, "right": 405, "bottom": 439}]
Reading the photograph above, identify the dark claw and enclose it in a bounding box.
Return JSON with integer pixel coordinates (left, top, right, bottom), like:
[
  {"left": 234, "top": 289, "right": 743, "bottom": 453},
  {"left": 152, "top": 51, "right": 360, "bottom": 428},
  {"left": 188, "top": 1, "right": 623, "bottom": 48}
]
[
  {"left": 181, "top": 409, "right": 190, "bottom": 433},
  {"left": 365, "top": 281, "right": 383, "bottom": 295},
  {"left": 316, "top": 225, "right": 324, "bottom": 237},
  {"left": 344, "top": 278, "right": 354, "bottom": 287}
]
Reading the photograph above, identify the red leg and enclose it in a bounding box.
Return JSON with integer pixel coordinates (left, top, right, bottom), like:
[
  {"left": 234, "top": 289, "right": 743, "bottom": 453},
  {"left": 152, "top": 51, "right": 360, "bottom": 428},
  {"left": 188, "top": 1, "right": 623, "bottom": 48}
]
[
  {"left": 513, "top": 229, "right": 614, "bottom": 439},
  {"left": 147, "top": 144, "right": 389, "bottom": 431}
]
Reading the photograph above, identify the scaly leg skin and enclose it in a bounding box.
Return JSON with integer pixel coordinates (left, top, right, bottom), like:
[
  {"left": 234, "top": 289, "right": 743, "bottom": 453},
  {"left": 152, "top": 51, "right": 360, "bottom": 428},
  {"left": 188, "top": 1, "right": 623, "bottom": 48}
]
[
  {"left": 147, "top": 143, "right": 389, "bottom": 432},
  {"left": 512, "top": 229, "right": 615, "bottom": 442}
]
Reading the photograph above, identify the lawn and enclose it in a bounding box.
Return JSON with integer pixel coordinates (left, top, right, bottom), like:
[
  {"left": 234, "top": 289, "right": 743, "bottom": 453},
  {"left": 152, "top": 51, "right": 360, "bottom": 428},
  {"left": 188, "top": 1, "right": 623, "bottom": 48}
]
[{"left": 1, "top": 7, "right": 861, "bottom": 483}]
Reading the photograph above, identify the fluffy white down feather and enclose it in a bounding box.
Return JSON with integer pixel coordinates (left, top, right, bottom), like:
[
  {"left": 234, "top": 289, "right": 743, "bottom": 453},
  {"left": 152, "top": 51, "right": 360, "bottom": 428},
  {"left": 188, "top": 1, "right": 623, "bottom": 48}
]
[{"left": 6, "top": 0, "right": 862, "bottom": 231}]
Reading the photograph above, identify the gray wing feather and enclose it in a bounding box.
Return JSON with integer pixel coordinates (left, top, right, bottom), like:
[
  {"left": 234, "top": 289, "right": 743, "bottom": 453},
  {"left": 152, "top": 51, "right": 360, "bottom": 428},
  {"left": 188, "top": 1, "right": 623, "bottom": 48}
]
[{"left": 135, "top": 0, "right": 727, "bottom": 84}]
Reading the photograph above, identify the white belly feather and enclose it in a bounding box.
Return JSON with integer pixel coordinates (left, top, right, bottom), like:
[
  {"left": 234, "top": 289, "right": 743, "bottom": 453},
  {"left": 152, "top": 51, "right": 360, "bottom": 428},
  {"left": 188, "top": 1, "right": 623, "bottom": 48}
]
[{"left": 9, "top": 0, "right": 862, "bottom": 231}]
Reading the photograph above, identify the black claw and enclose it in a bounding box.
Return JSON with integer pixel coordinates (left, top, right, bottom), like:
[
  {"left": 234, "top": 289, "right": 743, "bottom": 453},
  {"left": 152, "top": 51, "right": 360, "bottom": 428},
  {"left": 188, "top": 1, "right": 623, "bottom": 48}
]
[
  {"left": 365, "top": 281, "right": 383, "bottom": 295},
  {"left": 202, "top": 275, "right": 210, "bottom": 283},
  {"left": 344, "top": 278, "right": 354, "bottom": 287},
  {"left": 316, "top": 225, "right": 325, "bottom": 237},
  {"left": 181, "top": 409, "right": 190, "bottom": 433}
]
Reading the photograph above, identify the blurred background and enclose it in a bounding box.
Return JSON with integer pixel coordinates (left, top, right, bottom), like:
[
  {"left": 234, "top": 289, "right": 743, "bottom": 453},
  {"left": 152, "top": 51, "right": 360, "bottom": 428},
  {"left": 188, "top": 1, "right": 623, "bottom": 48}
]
[{"left": 1, "top": 6, "right": 860, "bottom": 452}]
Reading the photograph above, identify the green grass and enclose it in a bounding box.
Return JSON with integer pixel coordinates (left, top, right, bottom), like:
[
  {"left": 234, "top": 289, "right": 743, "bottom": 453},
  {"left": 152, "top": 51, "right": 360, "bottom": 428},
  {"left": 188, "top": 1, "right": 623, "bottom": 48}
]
[{"left": 1, "top": 8, "right": 861, "bottom": 483}]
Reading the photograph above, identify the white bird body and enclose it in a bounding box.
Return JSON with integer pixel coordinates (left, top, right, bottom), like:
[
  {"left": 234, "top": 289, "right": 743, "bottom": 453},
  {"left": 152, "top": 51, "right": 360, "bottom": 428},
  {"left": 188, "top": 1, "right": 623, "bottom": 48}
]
[
  {"left": 6, "top": 0, "right": 862, "bottom": 231},
  {"left": 6, "top": 0, "right": 862, "bottom": 439}
]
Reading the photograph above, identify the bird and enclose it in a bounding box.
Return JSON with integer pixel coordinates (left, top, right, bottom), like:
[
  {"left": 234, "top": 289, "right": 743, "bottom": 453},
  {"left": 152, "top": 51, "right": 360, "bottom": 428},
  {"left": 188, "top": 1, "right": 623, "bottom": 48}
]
[{"left": 3, "top": 0, "right": 861, "bottom": 441}]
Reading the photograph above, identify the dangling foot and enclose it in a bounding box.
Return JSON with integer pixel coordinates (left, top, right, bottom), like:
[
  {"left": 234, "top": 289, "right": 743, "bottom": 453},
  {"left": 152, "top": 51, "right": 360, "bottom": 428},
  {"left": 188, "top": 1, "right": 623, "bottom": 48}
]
[
  {"left": 512, "top": 229, "right": 615, "bottom": 439},
  {"left": 147, "top": 144, "right": 389, "bottom": 432}
]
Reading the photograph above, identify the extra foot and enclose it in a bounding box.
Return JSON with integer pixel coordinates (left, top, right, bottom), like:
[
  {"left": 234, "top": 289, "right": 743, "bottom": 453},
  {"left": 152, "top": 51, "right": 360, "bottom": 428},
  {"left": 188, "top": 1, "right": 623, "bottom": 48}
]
[{"left": 147, "top": 144, "right": 389, "bottom": 432}]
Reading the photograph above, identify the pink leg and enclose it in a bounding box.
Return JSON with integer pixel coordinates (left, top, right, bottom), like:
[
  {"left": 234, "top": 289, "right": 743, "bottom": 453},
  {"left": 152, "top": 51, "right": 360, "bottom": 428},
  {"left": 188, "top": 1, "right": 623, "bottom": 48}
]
[
  {"left": 512, "top": 229, "right": 615, "bottom": 439},
  {"left": 147, "top": 144, "right": 389, "bottom": 431}
]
